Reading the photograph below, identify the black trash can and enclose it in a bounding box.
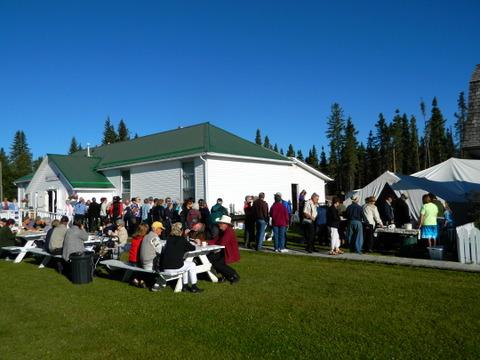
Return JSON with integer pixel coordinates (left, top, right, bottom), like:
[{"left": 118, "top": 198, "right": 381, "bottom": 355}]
[{"left": 70, "top": 252, "right": 93, "bottom": 284}]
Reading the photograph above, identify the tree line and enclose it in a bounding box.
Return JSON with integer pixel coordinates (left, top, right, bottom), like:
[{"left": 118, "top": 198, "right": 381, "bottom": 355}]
[{"left": 255, "top": 92, "right": 468, "bottom": 194}]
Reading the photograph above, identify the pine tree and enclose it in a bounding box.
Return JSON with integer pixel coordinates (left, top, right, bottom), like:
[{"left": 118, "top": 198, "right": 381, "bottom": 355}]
[
  {"left": 102, "top": 117, "right": 118, "bottom": 145},
  {"left": 9, "top": 131, "right": 33, "bottom": 192},
  {"left": 428, "top": 97, "right": 448, "bottom": 165},
  {"left": 134, "top": 133, "right": 139, "bottom": 139},
  {"left": 326, "top": 103, "right": 346, "bottom": 191},
  {"left": 286, "top": 144, "right": 295, "bottom": 157},
  {"left": 445, "top": 128, "right": 456, "bottom": 159},
  {"left": 400, "top": 113, "right": 411, "bottom": 174},
  {"left": 296, "top": 150, "right": 304, "bottom": 161},
  {"left": 454, "top": 91, "right": 467, "bottom": 155},
  {"left": 365, "top": 130, "right": 378, "bottom": 181},
  {"left": 0, "top": 148, "right": 14, "bottom": 199},
  {"left": 273, "top": 143, "right": 279, "bottom": 153},
  {"left": 356, "top": 143, "right": 366, "bottom": 189},
  {"left": 32, "top": 156, "right": 43, "bottom": 171},
  {"left": 255, "top": 129, "right": 262, "bottom": 145},
  {"left": 420, "top": 98, "right": 430, "bottom": 168},
  {"left": 263, "top": 136, "right": 272, "bottom": 149},
  {"left": 306, "top": 145, "right": 319, "bottom": 168},
  {"left": 319, "top": 146, "right": 328, "bottom": 174},
  {"left": 390, "top": 110, "right": 403, "bottom": 173},
  {"left": 341, "top": 118, "right": 359, "bottom": 191},
  {"left": 280, "top": 148, "right": 284, "bottom": 155},
  {"left": 409, "top": 116, "right": 420, "bottom": 173},
  {"left": 374, "top": 113, "right": 392, "bottom": 173},
  {"left": 118, "top": 119, "right": 130, "bottom": 141},
  {"left": 69, "top": 137, "right": 79, "bottom": 154}
]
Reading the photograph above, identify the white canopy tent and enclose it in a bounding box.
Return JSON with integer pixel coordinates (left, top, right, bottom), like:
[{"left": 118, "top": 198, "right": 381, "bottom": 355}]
[
  {"left": 345, "top": 163, "right": 480, "bottom": 225},
  {"left": 412, "top": 158, "right": 480, "bottom": 183}
]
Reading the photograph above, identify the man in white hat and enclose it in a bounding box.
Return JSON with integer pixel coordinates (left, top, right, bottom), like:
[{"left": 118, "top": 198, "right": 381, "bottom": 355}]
[
  {"left": 207, "top": 215, "right": 240, "bottom": 284},
  {"left": 345, "top": 195, "right": 364, "bottom": 254}
]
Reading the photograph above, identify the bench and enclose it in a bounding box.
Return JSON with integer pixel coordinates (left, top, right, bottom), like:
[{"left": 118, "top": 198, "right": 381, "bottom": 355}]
[
  {"left": 100, "top": 259, "right": 186, "bottom": 293},
  {"left": 1, "top": 246, "right": 63, "bottom": 268}
]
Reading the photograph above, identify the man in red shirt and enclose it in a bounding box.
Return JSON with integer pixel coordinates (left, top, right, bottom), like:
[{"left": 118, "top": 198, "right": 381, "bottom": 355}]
[
  {"left": 208, "top": 215, "right": 240, "bottom": 284},
  {"left": 270, "top": 193, "right": 289, "bottom": 253}
]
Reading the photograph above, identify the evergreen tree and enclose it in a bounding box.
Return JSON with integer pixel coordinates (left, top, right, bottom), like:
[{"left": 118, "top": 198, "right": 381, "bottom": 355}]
[
  {"left": 32, "top": 156, "right": 43, "bottom": 171},
  {"left": 78, "top": 143, "right": 83, "bottom": 151},
  {"left": 319, "top": 146, "right": 328, "bottom": 174},
  {"left": 263, "top": 136, "right": 272, "bottom": 149},
  {"left": 280, "top": 148, "right": 284, "bottom": 155},
  {"left": 9, "top": 131, "right": 33, "bottom": 180},
  {"left": 102, "top": 117, "right": 118, "bottom": 145},
  {"left": 420, "top": 98, "right": 430, "bottom": 168},
  {"left": 117, "top": 119, "right": 130, "bottom": 141},
  {"left": 273, "top": 143, "right": 279, "bottom": 153},
  {"left": 255, "top": 129, "right": 262, "bottom": 145},
  {"left": 0, "top": 148, "right": 14, "bottom": 199},
  {"left": 296, "top": 150, "right": 304, "bottom": 161},
  {"left": 69, "top": 137, "right": 80, "bottom": 154},
  {"left": 134, "top": 133, "right": 139, "bottom": 139},
  {"left": 454, "top": 91, "right": 467, "bottom": 155},
  {"left": 409, "top": 116, "right": 420, "bottom": 173},
  {"left": 374, "top": 113, "right": 392, "bottom": 172},
  {"left": 400, "top": 113, "right": 411, "bottom": 174},
  {"left": 286, "top": 144, "right": 295, "bottom": 157},
  {"left": 341, "top": 118, "right": 359, "bottom": 191},
  {"left": 356, "top": 143, "right": 366, "bottom": 189},
  {"left": 326, "top": 103, "right": 346, "bottom": 191},
  {"left": 306, "top": 145, "right": 319, "bottom": 168},
  {"left": 390, "top": 110, "right": 403, "bottom": 173},
  {"left": 445, "top": 128, "right": 456, "bottom": 159},
  {"left": 428, "top": 97, "right": 448, "bottom": 165},
  {"left": 365, "top": 130, "right": 378, "bottom": 182}
]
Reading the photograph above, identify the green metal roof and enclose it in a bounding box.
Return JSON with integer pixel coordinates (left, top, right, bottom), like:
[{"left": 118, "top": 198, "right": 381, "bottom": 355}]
[
  {"left": 47, "top": 123, "right": 290, "bottom": 189},
  {"left": 14, "top": 173, "right": 34, "bottom": 184},
  {"left": 48, "top": 154, "right": 115, "bottom": 189},
  {"left": 72, "top": 122, "right": 289, "bottom": 168}
]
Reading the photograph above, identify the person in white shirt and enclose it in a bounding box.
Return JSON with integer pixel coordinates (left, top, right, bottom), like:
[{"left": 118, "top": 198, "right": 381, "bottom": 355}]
[{"left": 362, "top": 196, "right": 383, "bottom": 252}]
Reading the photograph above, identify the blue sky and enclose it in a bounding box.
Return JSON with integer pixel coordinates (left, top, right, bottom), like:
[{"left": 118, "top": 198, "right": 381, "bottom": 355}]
[{"left": 1, "top": 0, "right": 479, "bottom": 159}]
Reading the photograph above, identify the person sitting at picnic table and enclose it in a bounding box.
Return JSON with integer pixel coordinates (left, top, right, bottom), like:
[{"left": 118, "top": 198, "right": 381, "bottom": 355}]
[
  {"left": 62, "top": 219, "right": 88, "bottom": 261},
  {"left": 115, "top": 219, "right": 129, "bottom": 250},
  {"left": 139, "top": 221, "right": 166, "bottom": 271},
  {"left": 362, "top": 196, "right": 383, "bottom": 252},
  {"left": 129, "top": 223, "right": 150, "bottom": 288},
  {"left": 159, "top": 222, "right": 203, "bottom": 293},
  {"left": 49, "top": 216, "right": 70, "bottom": 255},
  {"left": 346, "top": 195, "right": 364, "bottom": 254},
  {"left": 0, "top": 219, "right": 17, "bottom": 249},
  {"left": 43, "top": 219, "right": 60, "bottom": 252},
  {"left": 208, "top": 215, "right": 240, "bottom": 284},
  {"left": 418, "top": 194, "right": 439, "bottom": 248}
]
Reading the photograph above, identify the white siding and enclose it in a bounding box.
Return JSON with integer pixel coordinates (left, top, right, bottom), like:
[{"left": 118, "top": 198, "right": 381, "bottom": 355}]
[
  {"left": 206, "top": 157, "right": 326, "bottom": 214},
  {"left": 25, "top": 158, "right": 71, "bottom": 212},
  {"left": 131, "top": 160, "right": 182, "bottom": 201},
  {"left": 103, "top": 169, "right": 122, "bottom": 197},
  {"left": 194, "top": 158, "right": 205, "bottom": 201}
]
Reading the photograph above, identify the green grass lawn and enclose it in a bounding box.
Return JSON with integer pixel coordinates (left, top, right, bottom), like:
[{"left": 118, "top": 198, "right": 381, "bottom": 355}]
[{"left": 1, "top": 251, "right": 479, "bottom": 359}]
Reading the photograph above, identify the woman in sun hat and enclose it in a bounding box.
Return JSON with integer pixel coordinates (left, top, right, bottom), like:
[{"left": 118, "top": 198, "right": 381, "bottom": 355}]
[{"left": 207, "top": 215, "right": 240, "bottom": 284}]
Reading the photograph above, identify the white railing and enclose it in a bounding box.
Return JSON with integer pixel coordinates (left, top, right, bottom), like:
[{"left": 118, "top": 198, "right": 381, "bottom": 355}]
[
  {"left": 35, "top": 209, "right": 65, "bottom": 221},
  {"left": 456, "top": 222, "right": 480, "bottom": 264}
]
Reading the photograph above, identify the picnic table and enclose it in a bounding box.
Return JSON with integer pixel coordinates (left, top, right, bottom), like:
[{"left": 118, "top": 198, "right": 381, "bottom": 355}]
[
  {"left": 6, "top": 231, "right": 47, "bottom": 263},
  {"left": 184, "top": 244, "right": 225, "bottom": 283},
  {"left": 374, "top": 227, "right": 419, "bottom": 256}
]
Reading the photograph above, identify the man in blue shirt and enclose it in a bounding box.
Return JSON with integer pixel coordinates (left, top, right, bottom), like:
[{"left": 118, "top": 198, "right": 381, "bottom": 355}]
[
  {"left": 73, "top": 198, "right": 87, "bottom": 225},
  {"left": 346, "top": 195, "right": 364, "bottom": 254}
]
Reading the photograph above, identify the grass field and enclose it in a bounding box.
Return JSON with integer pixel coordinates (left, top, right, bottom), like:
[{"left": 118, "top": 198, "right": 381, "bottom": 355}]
[{"left": 1, "top": 250, "right": 479, "bottom": 359}]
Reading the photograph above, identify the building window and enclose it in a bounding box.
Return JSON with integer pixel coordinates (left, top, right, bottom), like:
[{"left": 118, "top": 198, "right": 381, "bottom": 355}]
[
  {"left": 121, "top": 170, "right": 131, "bottom": 201},
  {"left": 182, "top": 162, "right": 195, "bottom": 201}
]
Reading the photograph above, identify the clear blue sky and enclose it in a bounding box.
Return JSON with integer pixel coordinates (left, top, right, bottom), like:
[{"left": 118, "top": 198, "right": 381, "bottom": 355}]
[{"left": 1, "top": 0, "right": 479, "bottom": 159}]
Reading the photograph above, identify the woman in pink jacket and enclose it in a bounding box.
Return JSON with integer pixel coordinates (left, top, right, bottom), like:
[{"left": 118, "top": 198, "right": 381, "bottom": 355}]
[{"left": 270, "top": 193, "right": 289, "bottom": 253}]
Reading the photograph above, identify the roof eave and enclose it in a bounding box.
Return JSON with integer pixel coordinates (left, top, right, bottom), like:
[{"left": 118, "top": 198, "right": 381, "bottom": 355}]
[{"left": 290, "top": 157, "right": 334, "bottom": 182}]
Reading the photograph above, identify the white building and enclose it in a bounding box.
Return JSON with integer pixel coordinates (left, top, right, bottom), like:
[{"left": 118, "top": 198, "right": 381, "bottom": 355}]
[{"left": 15, "top": 123, "right": 332, "bottom": 214}]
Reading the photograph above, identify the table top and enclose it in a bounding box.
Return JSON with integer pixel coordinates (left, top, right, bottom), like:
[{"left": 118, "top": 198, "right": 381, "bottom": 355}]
[
  {"left": 375, "top": 227, "right": 419, "bottom": 236},
  {"left": 16, "top": 231, "right": 47, "bottom": 239},
  {"left": 186, "top": 244, "right": 224, "bottom": 256}
]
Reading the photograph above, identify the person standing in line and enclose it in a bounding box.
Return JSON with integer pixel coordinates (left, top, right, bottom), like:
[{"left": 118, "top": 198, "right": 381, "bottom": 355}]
[
  {"left": 362, "top": 196, "right": 383, "bottom": 252},
  {"left": 109, "top": 196, "right": 123, "bottom": 221},
  {"left": 393, "top": 193, "right": 410, "bottom": 228},
  {"left": 379, "top": 195, "right": 395, "bottom": 226},
  {"left": 87, "top": 197, "right": 101, "bottom": 232},
  {"left": 243, "top": 195, "right": 255, "bottom": 249},
  {"left": 141, "top": 198, "right": 150, "bottom": 224},
  {"left": 418, "top": 194, "right": 439, "bottom": 248},
  {"left": 327, "top": 197, "right": 342, "bottom": 255},
  {"left": 303, "top": 193, "right": 319, "bottom": 253},
  {"left": 345, "top": 195, "right": 364, "bottom": 254},
  {"left": 298, "top": 190, "right": 307, "bottom": 223},
  {"left": 252, "top": 192, "right": 269, "bottom": 251},
  {"left": 315, "top": 201, "right": 328, "bottom": 247},
  {"left": 99, "top": 197, "right": 108, "bottom": 225},
  {"left": 73, "top": 198, "right": 87, "bottom": 225},
  {"left": 270, "top": 193, "right": 289, "bottom": 253}
]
